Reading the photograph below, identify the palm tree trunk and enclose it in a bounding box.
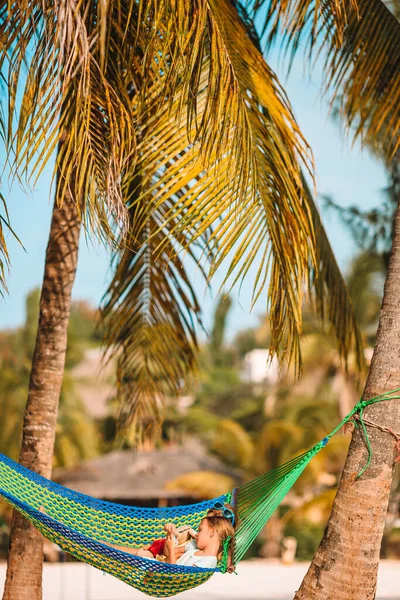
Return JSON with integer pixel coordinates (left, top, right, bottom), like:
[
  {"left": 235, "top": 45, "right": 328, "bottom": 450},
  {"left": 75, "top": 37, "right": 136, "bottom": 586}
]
[
  {"left": 2, "top": 159, "right": 81, "bottom": 600},
  {"left": 294, "top": 201, "right": 400, "bottom": 599}
]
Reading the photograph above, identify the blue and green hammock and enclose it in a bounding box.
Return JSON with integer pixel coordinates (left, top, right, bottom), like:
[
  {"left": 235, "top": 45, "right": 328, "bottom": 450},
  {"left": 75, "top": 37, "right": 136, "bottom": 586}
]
[{"left": 0, "top": 390, "right": 398, "bottom": 597}]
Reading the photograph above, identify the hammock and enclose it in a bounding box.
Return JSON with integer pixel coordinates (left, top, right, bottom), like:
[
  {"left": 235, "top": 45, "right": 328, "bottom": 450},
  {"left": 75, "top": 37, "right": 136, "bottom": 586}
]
[{"left": 0, "top": 390, "right": 398, "bottom": 597}]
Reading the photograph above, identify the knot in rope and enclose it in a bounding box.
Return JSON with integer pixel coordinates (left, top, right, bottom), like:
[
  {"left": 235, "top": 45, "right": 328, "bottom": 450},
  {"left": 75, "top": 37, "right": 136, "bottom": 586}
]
[
  {"left": 351, "top": 411, "right": 400, "bottom": 479},
  {"left": 327, "top": 388, "right": 400, "bottom": 479},
  {"left": 352, "top": 410, "right": 372, "bottom": 479},
  {"left": 357, "top": 400, "right": 368, "bottom": 410}
]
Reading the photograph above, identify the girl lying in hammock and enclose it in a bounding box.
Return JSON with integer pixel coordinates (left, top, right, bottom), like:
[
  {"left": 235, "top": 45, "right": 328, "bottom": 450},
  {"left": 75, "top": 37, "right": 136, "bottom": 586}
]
[
  {"left": 39, "top": 502, "right": 236, "bottom": 570},
  {"left": 102, "top": 502, "right": 237, "bottom": 570}
]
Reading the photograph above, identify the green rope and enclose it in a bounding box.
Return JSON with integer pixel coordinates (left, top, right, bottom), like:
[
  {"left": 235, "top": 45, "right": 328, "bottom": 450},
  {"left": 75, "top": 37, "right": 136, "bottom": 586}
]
[
  {"left": 220, "top": 535, "right": 231, "bottom": 573},
  {"left": 355, "top": 404, "right": 373, "bottom": 479},
  {"left": 219, "top": 490, "right": 232, "bottom": 573},
  {"left": 232, "top": 387, "right": 400, "bottom": 564},
  {"left": 323, "top": 387, "right": 400, "bottom": 479}
]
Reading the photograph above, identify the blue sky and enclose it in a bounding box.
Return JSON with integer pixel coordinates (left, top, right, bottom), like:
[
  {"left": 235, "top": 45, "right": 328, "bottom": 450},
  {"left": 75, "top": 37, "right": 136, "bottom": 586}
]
[{"left": 0, "top": 48, "right": 388, "bottom": 341}]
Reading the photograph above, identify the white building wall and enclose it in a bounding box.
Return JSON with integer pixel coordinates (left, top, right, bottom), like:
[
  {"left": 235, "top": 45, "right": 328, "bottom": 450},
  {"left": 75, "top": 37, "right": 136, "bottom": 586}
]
[{"left": 241, "top": 349, "right": 279, "bottom": 384}]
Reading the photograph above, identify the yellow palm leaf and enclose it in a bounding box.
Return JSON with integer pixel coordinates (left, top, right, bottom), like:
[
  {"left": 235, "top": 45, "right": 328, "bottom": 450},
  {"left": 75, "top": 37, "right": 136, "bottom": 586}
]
[
  {"left": 100, "top": 205, "right": 208, "bottom": 437},
  {"left": 302, "top": 174, "right": 365, "bottom": 371},
  {"left": 259, "top": 0, "right": 400, "bottom": 159},
  {"left": 1, "top": 1, "right": 138, "bottom": 245},
  {"left": 131, "top": 0, "right": 316, "bottom": 369},
  {"left": 2, "top": 0, "right": 363, "bottom": 378}
]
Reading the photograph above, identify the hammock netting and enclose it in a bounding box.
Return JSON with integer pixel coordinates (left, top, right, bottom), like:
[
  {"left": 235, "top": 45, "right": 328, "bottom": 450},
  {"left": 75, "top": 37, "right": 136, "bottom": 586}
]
[
  {"left": 0, "top": 389, "right": 398, "bottom": 597},
  {"left": 0, "top": 445, "right": 321, "bottom": 596}
]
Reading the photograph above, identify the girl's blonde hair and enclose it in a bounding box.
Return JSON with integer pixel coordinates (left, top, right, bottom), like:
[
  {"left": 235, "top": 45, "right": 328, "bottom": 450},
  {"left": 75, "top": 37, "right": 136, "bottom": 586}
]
[
  {"left": 203, "top": 506, "right": 236, "bottom": 557},
  {"left": 204, "top": 515, "right": 235, "bottom": 546},
  {"left": 206, "top": 503, "right": 238, "bottom": 527}
]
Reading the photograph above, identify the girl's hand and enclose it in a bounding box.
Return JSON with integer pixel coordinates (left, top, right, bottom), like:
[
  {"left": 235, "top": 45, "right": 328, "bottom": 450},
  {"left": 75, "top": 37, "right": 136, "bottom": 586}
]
[
  {"left": 164, "top": 523, "right": 176, "bottom": 535},
  {"left": 188, "top": 528, "right": 198, "bottom": 539}
]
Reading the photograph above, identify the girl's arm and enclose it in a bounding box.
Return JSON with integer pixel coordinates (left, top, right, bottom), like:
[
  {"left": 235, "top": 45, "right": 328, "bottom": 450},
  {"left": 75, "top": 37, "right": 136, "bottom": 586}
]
[
  {"left": 164, "top": 533, "right": 177, "bottom": 564},
  {"left": 164, "top": 522, "right": 177, "bottom": 534},
  {"left": 186, "top": 528, "right": 198, "bottom": 539}
]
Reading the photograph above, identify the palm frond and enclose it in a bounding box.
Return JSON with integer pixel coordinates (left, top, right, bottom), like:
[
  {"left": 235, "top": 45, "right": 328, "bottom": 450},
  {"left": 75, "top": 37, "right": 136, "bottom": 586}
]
[
  {"left": 0, "top": 66, "right": 11, "bottom": 293},
  {"left": 0, "top": 0, "right": 138, "bottom": 243},
  {"left": 302, "top": 175, "right": 365, "bottom": 372},
  {"left": 0, "top": 192, "right": 11, "bottom": 294},
  {"left": 131, "top": 0, "right": 317, "bottom": 368},
  {"left": 1, "top": 0, "right": 365, "bottom": 379},
  {"left": 212, "top": 419, "right": 255, "bottom": 470},
  {"left": 256, "top": 0, "right": 400, "bottom": 159},
  {"left": 100, "top": 197, "right": 209, "bottom": 438}
]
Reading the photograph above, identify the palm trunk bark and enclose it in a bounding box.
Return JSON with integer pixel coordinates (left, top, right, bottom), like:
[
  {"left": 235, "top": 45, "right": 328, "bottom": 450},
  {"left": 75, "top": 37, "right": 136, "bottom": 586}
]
[
  {"left": 294, "top": 201, "right": 400, "bottom": 599},
  {"left": 2, "top": 156, "right": 81, "bottom": 600}
]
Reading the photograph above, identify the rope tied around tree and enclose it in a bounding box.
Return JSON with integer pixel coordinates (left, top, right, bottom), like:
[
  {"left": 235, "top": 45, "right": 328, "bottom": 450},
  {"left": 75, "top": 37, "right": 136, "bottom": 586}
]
[
  {"left": 329, "top": 388, "right": 400, "bottom": 479},
  {"left": 230, "top": 388, "right": 400, "bottom": 565},
  {"left": 348, "top": 413, "right": 400, "bottom": 467}
]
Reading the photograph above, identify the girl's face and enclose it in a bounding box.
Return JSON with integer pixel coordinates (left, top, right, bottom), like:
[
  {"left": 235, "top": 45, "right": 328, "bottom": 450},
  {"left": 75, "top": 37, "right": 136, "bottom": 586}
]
[{"left": 196, "top": 519, "right": 214, "bottom": 550}]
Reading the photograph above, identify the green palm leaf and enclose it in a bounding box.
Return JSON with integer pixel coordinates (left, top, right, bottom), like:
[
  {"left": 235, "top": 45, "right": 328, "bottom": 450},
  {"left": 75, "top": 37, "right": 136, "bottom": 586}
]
[{"left": 0, "top": 193, "right": 11, "bottom": 294}]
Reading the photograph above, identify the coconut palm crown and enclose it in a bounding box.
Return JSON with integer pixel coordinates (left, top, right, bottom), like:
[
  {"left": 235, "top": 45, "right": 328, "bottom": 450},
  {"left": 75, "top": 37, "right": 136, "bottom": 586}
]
[{"left": 3, "top": 0, "right": 399, "bottom": 431}]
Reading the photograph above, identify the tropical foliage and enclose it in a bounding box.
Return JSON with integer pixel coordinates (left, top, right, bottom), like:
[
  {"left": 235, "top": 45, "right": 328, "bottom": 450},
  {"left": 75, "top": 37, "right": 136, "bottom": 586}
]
[
  {"left": 0, "top": 0, "right": 372, "bottom": 439},
  {"left": 0, "top": 257, "right": 398, "bottom": 561},
  {"left": 258, "top": 0, "right": 400, "bottom": 160},
  {"left": 1, "top": 2, "right": 400, "bottom": 595},
  {"left": 0, "top": 289, "right": 99, "bottom": 467}
]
